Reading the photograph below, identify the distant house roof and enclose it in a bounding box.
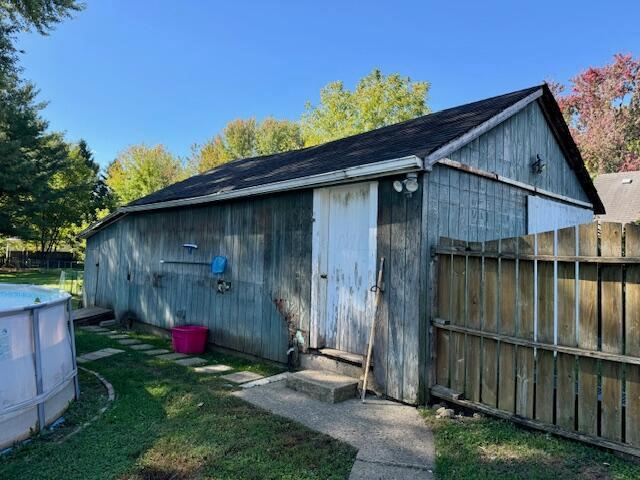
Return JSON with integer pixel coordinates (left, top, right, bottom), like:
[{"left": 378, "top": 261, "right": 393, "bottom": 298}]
[
  {"left": 79, "top": 83, "right": 603, "bottom": 238},
  {"left": 594, "top": 171, "right": 640, "bottom": 224}
]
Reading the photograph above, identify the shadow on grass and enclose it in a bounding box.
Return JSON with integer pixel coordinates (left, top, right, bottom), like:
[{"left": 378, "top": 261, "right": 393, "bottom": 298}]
[
  {"left": 1, "top": 330, "right": 355, "bottom": 480},
  {"left": 422, "top": 408, "right": 640, "bottom": 480}
]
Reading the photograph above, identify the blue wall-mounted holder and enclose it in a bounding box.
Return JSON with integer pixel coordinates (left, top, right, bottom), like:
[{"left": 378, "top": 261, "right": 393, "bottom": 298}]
[{"left": 211, "top": 256, "right": 227, "bottom": 274}]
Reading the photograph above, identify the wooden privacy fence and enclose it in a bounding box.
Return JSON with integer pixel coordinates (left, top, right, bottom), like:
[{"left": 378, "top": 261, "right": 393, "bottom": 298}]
[{"left": 431, "top": 221, "right": 640, "bottom": 456}]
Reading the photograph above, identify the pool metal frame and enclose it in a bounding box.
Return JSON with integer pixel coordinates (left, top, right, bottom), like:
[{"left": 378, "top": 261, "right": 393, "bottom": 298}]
[{"left": 0, "top": 291, "right": 79, "bottom": 434}]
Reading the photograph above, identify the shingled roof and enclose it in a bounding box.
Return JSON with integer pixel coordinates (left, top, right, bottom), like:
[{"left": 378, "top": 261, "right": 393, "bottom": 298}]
[
  {"left": 80, "top": 84, "right": 604, "bottom": 238},
  {"left": 594, "top": 171, "right": 640, "bottom": 224}
]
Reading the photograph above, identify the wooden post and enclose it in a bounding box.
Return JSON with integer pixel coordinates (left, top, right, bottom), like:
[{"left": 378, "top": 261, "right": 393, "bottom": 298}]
[{"left": 362, "top": 257, "right": 385, "bottom": 403}]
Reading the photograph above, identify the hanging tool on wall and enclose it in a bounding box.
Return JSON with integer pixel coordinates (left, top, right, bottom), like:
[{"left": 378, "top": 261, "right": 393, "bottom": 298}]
[{"left": 361, "top": 257, "right": 384, "bottom": 403}]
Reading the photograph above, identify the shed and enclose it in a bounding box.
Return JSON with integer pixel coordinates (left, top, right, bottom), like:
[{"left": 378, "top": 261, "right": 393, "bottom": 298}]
[
  {"left": 594, "top": 170, "right": 640, "bottom": 224},
  {"left": 80, "top": 84, "right": 603, "bottom": 404}
]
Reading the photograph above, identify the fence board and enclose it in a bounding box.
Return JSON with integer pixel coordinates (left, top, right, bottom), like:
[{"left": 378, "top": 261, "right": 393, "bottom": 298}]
[
  {"left": 556, "top": 225, "right": 577, "bottom": 430},
  {"left": 482, "top": 240, "right": 499, "bottom": 407},
  {"left": 436, "top": 238, "right": 451, "bottom": 387},
  {"left": 536, "top": 231, "right": 555, "bottom": 424},
  {"left": 498, "top": 237, "right": 517, "bottom": 413},
  {"left": 578, "top": 222, "right": 599, "bottom": 436},
  {"left": 432, "top": 221, "right": 640, "bottom": 458},
  {"left": 626, "top": 224, "right": 640, "bottom": 446},
  {"left": 600, "top": 222, "right": 623, "bottom": 442},
  {"left": 466, "top": 242, "right": 482, "bottom": 402},
  {"left": 450, "top": 240, "right": 467, "bottom": 393},
  {"left": 516, "top": 235, "right": 535, "bottom": 418}
]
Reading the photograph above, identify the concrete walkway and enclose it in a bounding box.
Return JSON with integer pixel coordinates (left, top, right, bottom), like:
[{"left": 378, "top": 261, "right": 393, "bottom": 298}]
[{"left": 234, "top": 379, "right": 435, "bottom": 479}]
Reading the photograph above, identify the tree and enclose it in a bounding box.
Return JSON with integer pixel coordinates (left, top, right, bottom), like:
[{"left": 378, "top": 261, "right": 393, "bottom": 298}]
[
  {"left": 190, "top": 118, "right": 304, "bottom": 174},
  {"left": 552, "top": 53, "right": 640, "bottom": 174},
  {"left": 1, "top": 0, "right": 82, "bottom": 86},
  {"left": 224, "top": 119, "right": 257, "bottom": 159},
  {"left": 0, "top": 0, "right": 82, "bottom": 234},
  {"left": 106, "top": 144, "right": 186, "bottom": 205},
  {"left": 19, "top": 138, "right": 110, "bottom": 257},
  {"left": 301, "top": 69, "right": 431, "bottom": 146},
  {"left": 256, "top": 118, "right": 303, "bottom": 156},
  {"left": 0, "top": 83, "right": 64, "bottom": 235},
  {"left": 188, "top": 136, "right": 231, "bottom": 173}
]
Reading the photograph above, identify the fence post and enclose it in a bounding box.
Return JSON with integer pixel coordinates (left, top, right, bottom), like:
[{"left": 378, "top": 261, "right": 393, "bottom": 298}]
[
  {"left": 427, "top": 250, "right": 439, "bottom": 403},
  {"left": 31, "top": 308, "right": 45, "bottom": 430}
]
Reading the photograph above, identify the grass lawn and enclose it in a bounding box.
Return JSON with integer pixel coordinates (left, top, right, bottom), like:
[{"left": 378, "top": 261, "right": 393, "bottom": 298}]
[
  {"left": 0, "top": 329, "right": 356, "bottom": 480},
  {"left": 0, "top": 268, "right": 83, "bottom": 307},
  {"left": 422, "top": 408, "right": 640, "bottom": 480}
]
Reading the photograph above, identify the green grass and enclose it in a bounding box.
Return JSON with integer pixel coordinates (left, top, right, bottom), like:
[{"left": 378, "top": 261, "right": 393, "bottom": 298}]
[
  {"left": 0, "top": 268, "right": 83, "bottom": 307},
  {"left": 0, "top": 330, "right": 356, "bottom": 480},
  {"left": 422, "top": 407, "right": 640, "bottom": 480}
]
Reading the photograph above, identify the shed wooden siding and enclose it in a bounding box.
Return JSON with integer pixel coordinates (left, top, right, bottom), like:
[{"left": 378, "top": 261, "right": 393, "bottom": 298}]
[
  {"left": 84, "top": 180, "right": 425, "bottom": 402},
  {"left": 84, "top": 191, "right": 313, "bottom": 364},
  {"left": 374, "top": 177, "right": 423, "bottom": 404},
  {"left": 446, "top": 100, "right": 590, "bottom": 204},
  {"left": 419, "top": 100, "right": 595, "bottom": 402}
]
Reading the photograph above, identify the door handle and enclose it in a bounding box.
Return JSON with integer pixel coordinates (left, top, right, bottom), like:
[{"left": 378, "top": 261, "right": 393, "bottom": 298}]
[{"left": 320, "top": 273, "right": 328, "bottom": 279}]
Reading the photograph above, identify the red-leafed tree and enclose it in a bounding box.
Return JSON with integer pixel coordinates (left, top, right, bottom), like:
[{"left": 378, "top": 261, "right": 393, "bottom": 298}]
[{"left": 551, "top": 54, "right": 640, "bottom": 175}]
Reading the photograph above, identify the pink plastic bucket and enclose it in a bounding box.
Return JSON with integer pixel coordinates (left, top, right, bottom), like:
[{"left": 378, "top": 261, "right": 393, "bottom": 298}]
[{"left": 171, "top": 325, "right": 209, "bottom": 354}]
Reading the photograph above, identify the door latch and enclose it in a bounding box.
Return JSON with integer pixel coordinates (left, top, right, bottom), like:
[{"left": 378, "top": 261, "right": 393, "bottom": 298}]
[{"left": 320, "top": 273, "right": 328, "bottom": 279}]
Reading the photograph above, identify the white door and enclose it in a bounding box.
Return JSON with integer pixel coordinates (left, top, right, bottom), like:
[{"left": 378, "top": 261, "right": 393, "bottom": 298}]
[{"left": 311, "top": 182, "right": 378, "bottom": 354}]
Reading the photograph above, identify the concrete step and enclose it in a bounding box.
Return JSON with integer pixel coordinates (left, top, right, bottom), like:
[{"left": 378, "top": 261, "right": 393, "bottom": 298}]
[
  {"left": 300, "top": 352, "right": 365, "bottom": 379},
  {"left": 318, "top": 348, "right": 366, "bottom": 366},
  {"left": 99, "top": 319, "right": 118, "bottom": 328},
  {"left": 300, "top": 352, "right": 382, "bottom": 396},
  {"left": 286, "top": 370, "right": 358, "bottom": 403}
]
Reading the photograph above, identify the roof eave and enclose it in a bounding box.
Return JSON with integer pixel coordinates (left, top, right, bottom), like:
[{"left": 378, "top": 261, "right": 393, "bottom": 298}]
[
  {"left": 80, "top": 155, "right": 424, "bottom": 237},
  {"left": 536, "top": 84, "right": 605, "bottom": 214}
]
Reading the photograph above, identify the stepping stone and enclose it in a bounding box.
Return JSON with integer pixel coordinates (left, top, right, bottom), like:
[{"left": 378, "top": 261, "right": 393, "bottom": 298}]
[
  {"left": 156, "top": 352, "right": 188, "bottom": 361},
  {"left": 241, "top": 372, "right": 289, "bottom": 389},
  {"left": 174, "top": 357, "right": 207, "bottom": 367},
  {"left": 143, "top": 348, "right": 170, "bottom": 356},
  {"left": 221, "top": 371, "right": 264, "bottom": 384},
  {"left": 80, "top": 326, "right": 108, "bottom": 332},
  {"left": 118, "top": 338, "right": 141, "bottom": 345},
  {"left": 79, "top": 352, "right": 107, "bottom": 361},
  {"left": 76, "top": 348, "right": 125, "bottom": 363},
  {"left": 96, "top": 331, "right": 115, "bottom": 336},
  {"left": 102, "top": 348, "right": 126, "bottom": 354},
  {"left": 99, "top": 319, "right": 118, "bottom": 327},
  {"left": 194, "top": 364, "right": 233, "bottom": 374},
  {"left": 109, "top": 334, "right": 129, "bottom": 339},
  {"left": 129, "top": 343, "right": 154, "bottom": 350}
]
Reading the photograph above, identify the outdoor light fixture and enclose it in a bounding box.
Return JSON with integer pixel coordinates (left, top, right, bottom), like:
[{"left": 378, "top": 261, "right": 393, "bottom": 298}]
[
  {"left": 532, "top": 154, "right": 546, "bottom": 175},
  {"left": 393, "top": 173, "right": 420, "bottom": 196}
]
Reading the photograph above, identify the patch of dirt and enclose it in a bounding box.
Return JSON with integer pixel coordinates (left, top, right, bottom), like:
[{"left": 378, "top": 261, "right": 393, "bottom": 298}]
[
  {"left": 130, "top": 465, "right": 198, "bottom": 480},
  {"left": 579, "top": 464, "right": 612, "bottom": 480}
]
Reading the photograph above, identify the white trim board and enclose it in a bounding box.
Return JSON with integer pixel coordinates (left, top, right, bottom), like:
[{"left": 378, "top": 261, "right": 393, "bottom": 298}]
[
  {"left": 527, "top": 196, "right": 594, "bottom": 234},
  {"left": 437, "top": 157, "right": 593, "bottom": 210},
  {"left": 80, "top": 155, "right": 421, "bottom": 239},
  {"left": 121, "top": 156, "right": 422, "bottom": 214}
]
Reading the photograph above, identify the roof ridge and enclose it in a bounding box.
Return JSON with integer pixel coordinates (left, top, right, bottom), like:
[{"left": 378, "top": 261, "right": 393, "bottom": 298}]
[{"left": 196, "top": 84, "right": 544, "bottom": 177}]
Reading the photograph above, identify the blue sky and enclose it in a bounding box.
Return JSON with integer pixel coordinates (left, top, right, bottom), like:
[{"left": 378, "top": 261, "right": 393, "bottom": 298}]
[{"left": 16, "top": 0, "right": 640, "bottom": 168}]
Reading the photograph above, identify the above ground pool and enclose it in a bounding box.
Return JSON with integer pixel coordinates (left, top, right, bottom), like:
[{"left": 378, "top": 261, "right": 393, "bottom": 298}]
[{"left": 0, "top": 284, "right": 78, "bottom": 449}]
